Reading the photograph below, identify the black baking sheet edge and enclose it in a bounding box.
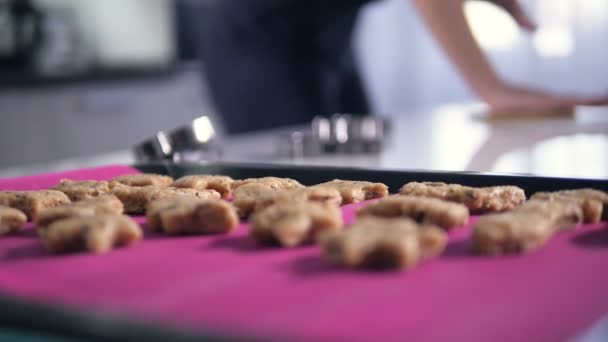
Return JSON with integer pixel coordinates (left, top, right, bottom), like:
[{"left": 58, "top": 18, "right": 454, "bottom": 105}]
[
  {"left": 0, "top": 292, "right": 253, "bottom": 342},
  {"left": 135, "top": 161, "right": 608, "bottom": 194}
]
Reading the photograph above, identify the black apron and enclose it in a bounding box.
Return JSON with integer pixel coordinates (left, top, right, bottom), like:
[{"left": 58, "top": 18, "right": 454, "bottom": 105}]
[{"left": 202, "top": 0, "right": 374, "bottom": 133}]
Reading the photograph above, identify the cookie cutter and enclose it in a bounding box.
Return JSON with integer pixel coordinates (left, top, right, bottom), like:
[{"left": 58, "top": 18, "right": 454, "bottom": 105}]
[
  {"left": 133, "top": 131, "right": 173, "bottom": 162},
  {"left": 280, "top": 114, "right": 391, "bottom": 158},
  {"left": 133, "top": 115, "right": 221, "bottom": 163},
  {"left": 169, "top": 116, "right": 222, "bottom": 163}
]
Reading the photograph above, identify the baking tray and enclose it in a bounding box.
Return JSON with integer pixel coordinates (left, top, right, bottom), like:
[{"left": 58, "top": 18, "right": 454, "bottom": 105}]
[
  {"left": 0, "top": 163, "right": 607, "bottom": 342},
  {"left": 136, "top": 161, "right": 608, "bottom": 193}
]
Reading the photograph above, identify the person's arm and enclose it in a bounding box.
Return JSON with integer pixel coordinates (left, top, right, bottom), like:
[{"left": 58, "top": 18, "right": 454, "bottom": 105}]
[{"left": 413, "top": 0, "right": 608, "bottom": 115}]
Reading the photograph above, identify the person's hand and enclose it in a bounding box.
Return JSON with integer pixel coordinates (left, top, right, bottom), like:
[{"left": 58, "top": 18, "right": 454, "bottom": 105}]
[
  {"left": 482, "top": 84, "right": 608, "bottom": 118},
  {"left": 414, "top": 0, "right": 608, "bottom": 119},
  {"left": 485, "top": 0, "right": 537, "bottom": 32}
]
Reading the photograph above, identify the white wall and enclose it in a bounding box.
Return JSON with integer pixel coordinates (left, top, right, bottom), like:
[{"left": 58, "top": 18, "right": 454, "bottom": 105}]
[{"left": 355, "top": 0, "right": 608, "bottom": 116}]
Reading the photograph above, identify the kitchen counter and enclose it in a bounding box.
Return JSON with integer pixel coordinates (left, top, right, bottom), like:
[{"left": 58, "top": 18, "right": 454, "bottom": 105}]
[
  {"left": 1, "top": 103, "right": 607, "bottom": 179},
  {"left": 222, "top": 103, "right": 608, "bottom": 179}
]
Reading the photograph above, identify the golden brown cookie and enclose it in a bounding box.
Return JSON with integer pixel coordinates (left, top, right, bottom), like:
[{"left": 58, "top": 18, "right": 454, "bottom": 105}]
[
  {"left": 315, "top": 179, "right": 389, "bottom": 204},
  {"left": 253, "top": 186, "right": 343, "bottom": 213},
  {"left": 399, "top": 182, "right": 526, "bottom": 214},
  {"left": 250, "top": 202, "right": 343, "bottom": 247},
  {"left": 473, "top": 200, "right": 583, "bottom": 255},
  {"left": 0, "top": 206, "right": 27, "bottom": 235},
  {"left": 172, "top": 175, "right": 234, "bottom": 198},
  {"left": 0, "top": 190, "right": 71, "bottom": 220},
  {"left": 231, "top": 177, "right": 304, "bottom": 191},
  {"left": 531, "top": 188, "right": 608, "bottom": 223},
  {"left": 357, "top": 196, "right": 469, "bottom": 230},
  {"left": 322, "top": 217, "right": 447, "bottom": 270},
  {"left": 40, "top": 214, "right": 142, "bottom": 254},
  {"left": 146, "top": 197, "right": 239, "bottom": 235},
  {"left": 0, "top": 191, "right": 20, "bottom": 208},
  {"left": 232, "top": 183, "right": 279, "bottom": 218},
  {"left": 110, "top": 174, "right": 173, "bottom": 187},
  {"left": 111, "top": 185, "right": 220, "bottom": 214},
  {"left": 51, "top": 179, "right": 111, "bottom": 201},
  {"left": 35, "top": 195, "right": 124, "bottom": 227}
]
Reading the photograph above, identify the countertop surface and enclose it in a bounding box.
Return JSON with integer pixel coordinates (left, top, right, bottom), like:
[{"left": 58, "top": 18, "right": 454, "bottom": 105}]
[{"left": 1, "top": 103, "right": 607, "bottom": 179}]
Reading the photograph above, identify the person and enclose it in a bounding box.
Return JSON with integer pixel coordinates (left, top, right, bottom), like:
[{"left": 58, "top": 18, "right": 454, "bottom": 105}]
[{"left": 202, "top": 0, "right": 608, "bottom": 134}]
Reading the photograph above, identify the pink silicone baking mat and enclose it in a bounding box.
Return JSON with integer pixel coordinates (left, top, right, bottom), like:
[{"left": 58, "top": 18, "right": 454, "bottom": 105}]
[{"left": 1, "top": 165, "right": 607, "bottom": 341}]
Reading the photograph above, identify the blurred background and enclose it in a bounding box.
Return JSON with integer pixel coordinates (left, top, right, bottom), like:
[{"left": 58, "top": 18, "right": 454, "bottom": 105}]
[{"left": 0, "top": 0, "right": 606, "bottom": 176}]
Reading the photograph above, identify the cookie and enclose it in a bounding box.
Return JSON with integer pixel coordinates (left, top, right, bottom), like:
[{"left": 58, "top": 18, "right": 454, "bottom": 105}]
[
  {"left": 399, "top": 182, "right": 526, "bottom": 214},
  {"left": 110, "top": 174, "right": 173, "bottom": 187},
  {"left": 253, "top": 186, "right": 343, "bottom": 214},
  {"left": 35, "top": 195, "right": 124, "bottom": 228},
  {"left": 51, "top": 179, "right": 111, "bottom": 201},
  {"left": 315, "top": 179, "right": 389, "bottom": 204},
  {"left": 250, "top": 202, "right": 343, "bottom": 247},
  {"left": 231, "top": 177, "right": 304, "bottom": 191},
  {"left": 0, "top": 206, "right": 27, "bottom": 235},
  {"left": 232, "top": 183, "right": 279, "bottom": 218},
  {"left": 357, "top": 196, "right": 469, "bottom": 230},
  {"left": 531, "top": 189, "right": 608, "bottom": 223},
  {"left": 0, "top": 191, "right": 20, "bottom": 208},
  {"left": 111, "top": 185, "right": 220, "bottom": 214},
  {"left": 40, "top": 214, "right": 142, "bottom": 254},
  {"left": 322, "top": 217, "right": 447, "bottom": 270},
  {"left": 172, "top": 175, "right": 234, "bottom": 198},
  {"left": 473, "top": 200, "right": 583, "bottom": 255},
  {"left": 147, "top": 197, "right": 239, "bottom": 235},
  {"left": 0, "top": 190, "right": 71, "bottom": 220}
]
